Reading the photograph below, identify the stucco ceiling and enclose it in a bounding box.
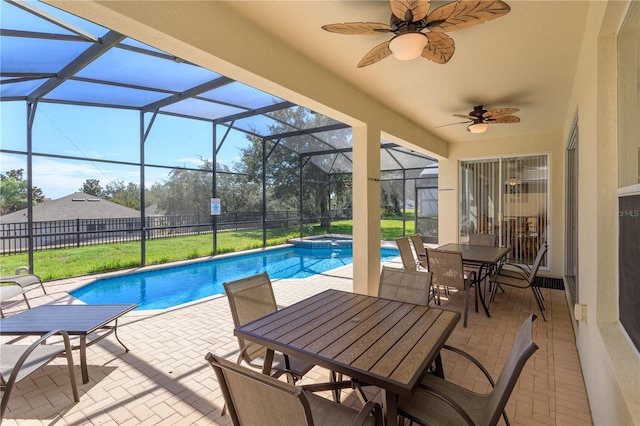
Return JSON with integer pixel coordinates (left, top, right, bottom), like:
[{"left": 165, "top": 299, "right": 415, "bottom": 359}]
[{"left": 223, "top": 1, "right": 590, "bottom": 144}]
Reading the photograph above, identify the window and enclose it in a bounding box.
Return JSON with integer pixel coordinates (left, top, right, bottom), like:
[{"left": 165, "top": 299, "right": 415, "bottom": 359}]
[{"left": 617, "top": 1, "right": 640, "bottom": 352}]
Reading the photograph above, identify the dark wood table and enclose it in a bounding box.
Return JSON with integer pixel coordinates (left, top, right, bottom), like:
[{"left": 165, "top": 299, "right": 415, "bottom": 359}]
[
  {"left": 437, "top": 243, "right": 511, "bottom": 317},
  {"left": 234, "top": 289, "right": 460, "bottom": 426},
  {"left": 0, "top": 304, "right": 137, "bottom": 383}
]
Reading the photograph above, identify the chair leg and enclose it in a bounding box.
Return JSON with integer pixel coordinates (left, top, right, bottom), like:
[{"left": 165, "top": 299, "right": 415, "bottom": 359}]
[
  {"left": 530, "top": 287, "right": 547, "bottom": 321},
  {"left": 463, "top": 289, "right": 469, "bottom": 328}
]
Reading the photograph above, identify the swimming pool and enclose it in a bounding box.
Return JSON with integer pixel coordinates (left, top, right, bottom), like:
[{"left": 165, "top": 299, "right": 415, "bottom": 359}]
[{"left": 70, "top": 246, "right": 399, "bottom": 310}]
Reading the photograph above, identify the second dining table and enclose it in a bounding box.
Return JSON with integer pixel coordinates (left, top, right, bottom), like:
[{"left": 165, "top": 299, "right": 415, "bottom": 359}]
[
  {"left": 437, "top": 243, "right": 511, "bottom": 318},
  {"left": 234, "top": 288, "right": 460, "bottom": 426}
]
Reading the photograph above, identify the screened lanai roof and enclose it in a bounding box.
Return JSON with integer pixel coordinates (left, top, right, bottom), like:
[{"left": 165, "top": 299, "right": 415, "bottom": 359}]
[{"left": 0, "top": 0, "right": 436, "bottom": 174}]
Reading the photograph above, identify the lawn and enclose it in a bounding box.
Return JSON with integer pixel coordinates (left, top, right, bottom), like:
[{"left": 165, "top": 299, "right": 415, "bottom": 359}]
[{"left": 0, "top": 219, "right": 415, "bottom": 281}]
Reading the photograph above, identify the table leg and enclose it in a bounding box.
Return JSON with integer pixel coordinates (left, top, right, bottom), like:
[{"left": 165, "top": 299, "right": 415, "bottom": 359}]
[
  {"left": 262, "top": 349, "right": 274, "bottom": 375},
  {"left": 476, "top": 265, "right": 491, "bottom": 318},
  {"left": 113, "top": 319, "right": 130, "bottom": 352},
  {"left": 80, "top": 335, "right": 89, "bottom": 384},
  {"left": 382, "top": 389, "right": 399, "bottom": 426}
]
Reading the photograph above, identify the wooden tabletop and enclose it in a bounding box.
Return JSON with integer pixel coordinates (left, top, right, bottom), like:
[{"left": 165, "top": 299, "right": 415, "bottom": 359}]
[
  {"left": 234, "top": 289, "right": 459, "bottom": 397},
  {"left": 0, "top": 304, "right": 137, "bottom": 335},
  {"left": 437, "top": 243, "right": 510, "bottom": 265}
]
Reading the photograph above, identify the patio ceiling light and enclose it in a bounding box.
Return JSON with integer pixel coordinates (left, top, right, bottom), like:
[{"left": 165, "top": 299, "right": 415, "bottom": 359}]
[
  {"left": 389, "top": 33, "right": 428, "bottom": 61},
  {"left": 467, "top": 122, "right": 489, "bottom": 133}
]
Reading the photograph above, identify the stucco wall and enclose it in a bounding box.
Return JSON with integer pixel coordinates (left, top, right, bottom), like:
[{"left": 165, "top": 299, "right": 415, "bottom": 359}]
[{"left": 565, "top": 1, "right": 638, "bottom": 424}]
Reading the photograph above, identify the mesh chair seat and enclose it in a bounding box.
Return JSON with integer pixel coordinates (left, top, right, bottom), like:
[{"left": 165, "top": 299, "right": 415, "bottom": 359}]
[
  {"left": 426, "top": 248, "right": 478, "bottom": 327},
  {"left": 490, "top": 242, "right": 548, "bottom": 320},
  {"left": 395, "top": 237, "right": 419, "bottom": 271},
  {"left": 378, "top": 266, "right": 432, "bottom": 306},
  {"left": 224, "top": 272, "right": 314, "bottom": 382},
  {"left": 206, "top": 353, "right": 383, "bottom": 426},
  {"left": 402, "top": 315, "right": 539, "bottom": 426}
]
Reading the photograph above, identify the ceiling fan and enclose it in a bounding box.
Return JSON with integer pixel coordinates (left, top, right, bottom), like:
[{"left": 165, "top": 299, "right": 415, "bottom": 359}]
[
  {"left": 322, "top": 0, "right": 511, "bottom": 67},
  {"left": 444, "top": 105, "right": 520, "bottom": 133}
]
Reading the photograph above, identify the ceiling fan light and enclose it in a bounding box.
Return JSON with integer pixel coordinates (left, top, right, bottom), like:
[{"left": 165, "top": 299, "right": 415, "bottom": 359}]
[
  {"left": 389, "top": 33, "right": 428, "bottom": 61},
  {"left": 468, "top": 122, "right": 489, "bottom": 133}
]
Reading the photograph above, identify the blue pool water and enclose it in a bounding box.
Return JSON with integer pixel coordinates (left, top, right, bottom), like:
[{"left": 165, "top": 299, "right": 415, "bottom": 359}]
[{"left": 71, "top": 246, "right": 399, "bottom": 310}]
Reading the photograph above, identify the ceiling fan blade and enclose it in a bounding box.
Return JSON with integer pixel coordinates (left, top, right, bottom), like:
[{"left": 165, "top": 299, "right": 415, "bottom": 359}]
[
  {"left": 436, "top": 120, "right": 472, "bottom": 128},
  {"left": 488, "top": 115, "right": 521, "bottom": 124},
  {"left": 453, "top": 114, "right": 474, "bottom": 120},
  {"left": 357, "top": 40, "right": 393, "bottom": 67},
  {"left": 390, "top": 0, "right": 431, "bottom": 23},
  {"left": 421, "top": 32, "right": 455, "bottom": 64},
  {"left": 483, "top": 107, "right": 519, "bottom": 119},
  {"left": 322, "top": 22, "right": 393, "bottom": 35},
  {"left": 426, "top": 0, "right": 511, "bottom": 33}
]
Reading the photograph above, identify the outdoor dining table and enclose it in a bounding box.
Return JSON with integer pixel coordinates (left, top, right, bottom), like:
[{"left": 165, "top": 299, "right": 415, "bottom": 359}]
[
  {"left": 234, "top": 288, "right": 460, "bottom": 426},
  {"left": 437, "top": 243, "right": 511, "bottom": 318},
  {"left": 0, "top": 304, "right": 137, "bottom": 384}
]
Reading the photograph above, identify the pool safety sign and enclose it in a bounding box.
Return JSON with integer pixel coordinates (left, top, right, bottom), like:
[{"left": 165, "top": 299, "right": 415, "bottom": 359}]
[{"left": 210, "top": 198, "right": 221, "bottom": 215}]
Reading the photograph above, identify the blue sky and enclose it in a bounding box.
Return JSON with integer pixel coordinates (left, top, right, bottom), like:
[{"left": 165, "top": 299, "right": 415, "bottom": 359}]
[{"left": 0, "top": 100, "right": 252, "bottom": 200}]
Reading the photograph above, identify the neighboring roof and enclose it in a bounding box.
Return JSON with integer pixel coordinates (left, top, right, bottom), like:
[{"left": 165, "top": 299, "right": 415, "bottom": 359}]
[
  {"left": 0, "top": 192, "right": 141, "bottom": 222},
  {"left": 0, "top": 0, "right": 436, "bottom": 174}
]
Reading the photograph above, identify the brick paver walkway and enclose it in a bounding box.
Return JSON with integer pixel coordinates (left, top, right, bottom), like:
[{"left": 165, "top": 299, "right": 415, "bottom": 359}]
[{"left": 1, "top": 256, "right": 591, "bottom": 425}]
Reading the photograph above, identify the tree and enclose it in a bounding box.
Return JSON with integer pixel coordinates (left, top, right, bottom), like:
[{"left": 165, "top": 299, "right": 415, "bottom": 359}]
[
  {"left": 0, "top": 169, "right": 45, "bottom": 215},
  {"left": 103, "top": 179, "right": 141, "bottom": 210},
  {"left": 156, "top": 159, "right": 214, "bottom": 217},
  {"left": 79, "top": 179, "right": 103, "bottom": 197},
  {"left": 237, "top": 107, "right": 353, "bottom": 221}
]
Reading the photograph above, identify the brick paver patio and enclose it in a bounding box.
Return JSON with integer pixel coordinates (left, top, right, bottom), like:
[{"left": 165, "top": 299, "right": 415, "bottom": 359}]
[{"left": 1, "top": 256, "right": 591, "bottom": 425}]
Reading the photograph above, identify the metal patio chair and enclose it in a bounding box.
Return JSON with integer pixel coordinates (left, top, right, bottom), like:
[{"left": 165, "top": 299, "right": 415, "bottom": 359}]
[
  {"left": 395, "top": 237, "right": 419, "bottom": 271},
  {"left": 490, "top": 242, "right": 548, "bottom": 321},
  {"left": 1, "top": 330, "right": 79, "bottom": 422},
  {"left": 224, "top": 272, "right": 315, "bottom": 384},
  {"left": 378, "top": 265, "right": 432, "bottom": 306},
  {"left": 426, "top": 248, "right": 478, "bottom": 327},
  {"left": 402, "top": 315, "right": 539, "bottom": 426},
  {"left": 206, "top": 353, "right": 383, "bottom": 426},
  {"left": 410, "top": 234, "right": 428, "bottom": 269}
]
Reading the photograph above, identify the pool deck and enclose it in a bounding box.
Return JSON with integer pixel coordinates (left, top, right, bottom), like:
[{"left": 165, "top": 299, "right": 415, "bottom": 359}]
[{"left": 0, "top": 255, "right": 591, "bottom": 425}]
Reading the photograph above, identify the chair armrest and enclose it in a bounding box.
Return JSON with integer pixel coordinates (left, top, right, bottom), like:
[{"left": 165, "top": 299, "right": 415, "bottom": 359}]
[
  {"left": 418, "top": 384, "right": 475, "bottom": 426},
  {"left": 502, "top": 259, "right": 532, "bottom": 273},
  {"left": 351, "top": 400, "right": 383, "bottom": 426},
  {"left": 442, "top": 344, "right": 495, "bottom": 387},
  {"left": 439, "top": 344, "right": 511, "bottom": 425}
]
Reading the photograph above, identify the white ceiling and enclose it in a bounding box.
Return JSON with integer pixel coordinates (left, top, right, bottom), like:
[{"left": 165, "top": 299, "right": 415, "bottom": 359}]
[{"left": 224, "top": 1, "right": 590, "bottom": 144}]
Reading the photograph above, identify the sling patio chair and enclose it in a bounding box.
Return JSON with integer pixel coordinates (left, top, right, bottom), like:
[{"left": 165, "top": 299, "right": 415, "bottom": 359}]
[
  {"left": 490, "top": 242, "right": 548, "bottom": 321},
  {"left": 224, "top": 272, "right": 315, "bottom": 384},
  {"left": 206, "top": 353, "right": 383, "bottom": 426},
  {"left": 467, "top": 233, "right": 501, "bottom": 297},
  {"left": 1, "top": 329, "right": 79, "bottom": 422},
  {"left": 0, "top": 267, "right": 46, "bottom": 295},
  {"left": 402, "top": 315, "right": 539, "bottom": 426},
  {"left": 426, "top": 248, "right": 478, "bottom": 327},
  {"left": 378, "top": 265, "right": 433, "bottom": 306},
  {"left": 409, "top": 234, "right": 428, "bottom": 269},
  {"left": 0, "top": 285, "right": 30, "bottom": 318},
  {"left": 395, "top": 237, "right": 419, "bottom": 271},
  {"left": 0, "top": 268, "right": 46, "bottom": 315}
]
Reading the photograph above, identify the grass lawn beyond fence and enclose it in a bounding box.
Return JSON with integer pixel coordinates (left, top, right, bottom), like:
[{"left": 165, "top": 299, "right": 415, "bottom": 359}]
[{"left": 0, "top": 219, "right": 415, "bottom": 281}]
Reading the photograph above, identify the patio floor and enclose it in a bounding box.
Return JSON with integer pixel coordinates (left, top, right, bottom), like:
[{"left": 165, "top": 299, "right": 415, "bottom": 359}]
[{"left": 1, "top": 257, "right": 592, "bottom": 425}]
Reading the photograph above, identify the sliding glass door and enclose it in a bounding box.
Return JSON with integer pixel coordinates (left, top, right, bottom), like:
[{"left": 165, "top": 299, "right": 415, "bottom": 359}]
[{"left": 460, "top": 154, "right": 549, "bottom": 266}]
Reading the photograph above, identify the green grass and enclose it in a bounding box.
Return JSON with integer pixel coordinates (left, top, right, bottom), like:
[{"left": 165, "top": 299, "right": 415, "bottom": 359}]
[{"left": 1, "top": 218, "right": 415, "bottom": 281}]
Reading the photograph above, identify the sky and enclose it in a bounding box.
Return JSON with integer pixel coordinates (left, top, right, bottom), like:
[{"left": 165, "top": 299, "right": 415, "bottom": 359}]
[
  {"left": 0, "top": 100, "right": 252, "bottom": 200},
  {"left": 0, "top": 0, "right": 272, "bottom": 201}
]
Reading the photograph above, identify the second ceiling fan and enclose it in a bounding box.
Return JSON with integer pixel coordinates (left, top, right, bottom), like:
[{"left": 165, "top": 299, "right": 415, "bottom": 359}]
[
  {"left": 322, "top": 0, "right": 511, "bottom": 67},
  {"left": 444, "top": 105, "right": 521, "bottom": 133}
]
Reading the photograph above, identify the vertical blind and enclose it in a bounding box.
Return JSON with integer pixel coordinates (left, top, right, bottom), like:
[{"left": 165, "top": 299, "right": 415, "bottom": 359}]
[{"left": 461, "top": 155, "right": 548, "bottom": 266}]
